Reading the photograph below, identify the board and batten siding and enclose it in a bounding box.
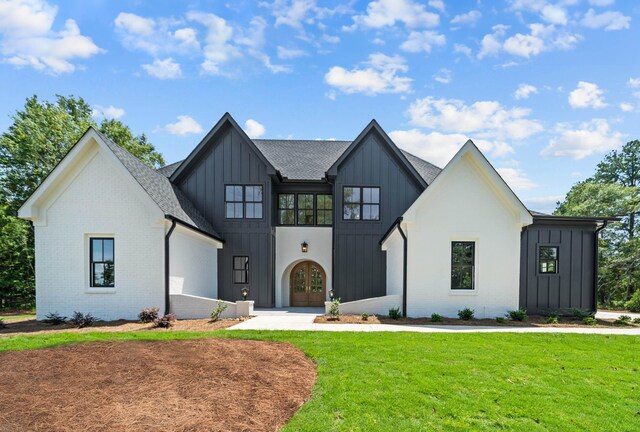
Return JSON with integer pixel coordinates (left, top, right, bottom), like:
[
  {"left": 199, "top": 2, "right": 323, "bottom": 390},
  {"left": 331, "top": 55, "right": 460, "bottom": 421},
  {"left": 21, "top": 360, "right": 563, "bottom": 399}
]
[
  {"left": 333, "top": 130, "right": 423, "bottom": 302},
  {"left": 519, "top": 220, "right": 598, "bottom": 313},
  {"left": 174, "top": 125, "right": 275, "bottom": 307}
]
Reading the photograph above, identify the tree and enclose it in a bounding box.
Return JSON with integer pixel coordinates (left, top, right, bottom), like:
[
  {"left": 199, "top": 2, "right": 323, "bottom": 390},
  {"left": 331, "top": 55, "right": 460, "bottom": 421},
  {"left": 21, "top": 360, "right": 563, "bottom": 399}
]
[{"left": 0, "top": 95, "right": 164, "bottom": 309}]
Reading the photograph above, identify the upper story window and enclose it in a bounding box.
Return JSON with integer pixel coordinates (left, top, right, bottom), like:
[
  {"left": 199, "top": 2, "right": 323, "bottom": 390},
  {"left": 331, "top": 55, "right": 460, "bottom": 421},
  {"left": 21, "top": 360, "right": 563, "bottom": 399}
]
[
  {"left": 317, "top": 194, "right": 333, "bottom": 225},
  {"left": 343, "top": 187, "right": 380, "bottom": 221},
  {"left": 451, "top": 241, "right": 474, "bottom": 290},
  {"left": 539, "top": 246, "right": 559, "bottom": 274},
  {"left": 297, "top": 194, "right": 314, "bottom": 225},
  {"left": 225, "top": 185, "right": 263, "bottom": 219},
  {"left": 277, "top": 193, "right": 333, "bottom": 226},
  {"left": 278, "top": 194, "right": 295, "bottom": 225},
  {"left": 90, "top": 237, "right": 114, "bottom": 287}
]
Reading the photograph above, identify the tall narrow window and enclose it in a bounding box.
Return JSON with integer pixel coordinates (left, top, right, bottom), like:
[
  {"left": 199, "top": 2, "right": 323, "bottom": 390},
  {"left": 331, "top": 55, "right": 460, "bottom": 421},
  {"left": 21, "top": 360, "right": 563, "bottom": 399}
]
[
  {"left": 362, "top": 187, "right": 380, "bottom": 220},
  {"left": 317, "top": 194, "right": 333, "bottom": 225},
  {"left": 343, "top": 187, "right": 380, "bottom": 220},
  {"left": 233, "top": 256, "right": 249, "bottom": 284},
  {"left": 225, "top": 185, "right": 244, "bottom": 219},
  {"left": 451, "top": 241, "right": 474, "bottom": 290},
  {"left": 539, "top": 246, "right": 559, "bottom": 274},
  {"left": 278, "top": 194, "right": 295, "bottom": 225},
  {"left": 297, "top": 194, "right": 314, "bottom": 225},
  {"left": 343, "top": 187, "right": 361, "bottom": 220},
  {"left": 90, "top": 238, "right": 115, "bottom": 287},
  {"left": 245, "top": 186, "right": 263, "bottom": 219}
]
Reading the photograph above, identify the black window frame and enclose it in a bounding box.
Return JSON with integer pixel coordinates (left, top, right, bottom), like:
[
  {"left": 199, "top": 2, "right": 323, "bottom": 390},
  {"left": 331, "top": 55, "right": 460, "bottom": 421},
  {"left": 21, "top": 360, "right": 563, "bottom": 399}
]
[
  {"left": 89, "top": 237, "right": 115, "bottom": 288},
  {"left": 342, "top": 186, "right": 380, "bottom": 221},
  {"left": 316, "top": 194, "right": 333, "bottom": 226},
  {"left": 538, "top": 245, "right": 559, "bottom": 275},
  {"left": 276, "top": 192, "right": 334, "bottom": 227},
  {"left": 451, "top": 241, "right": 475, "bottom": 290},
  {"left": 224, "top": 185, "right": 264, "bottom": 220},
  {"left": 232, "top": 256, "right": 249, "bottom": 284},
  {"left": 278, "top": 193, "right": 295, "bottom": 225},
  {"left": 297, "top": 193, "right": 315, "bottom": 225}
]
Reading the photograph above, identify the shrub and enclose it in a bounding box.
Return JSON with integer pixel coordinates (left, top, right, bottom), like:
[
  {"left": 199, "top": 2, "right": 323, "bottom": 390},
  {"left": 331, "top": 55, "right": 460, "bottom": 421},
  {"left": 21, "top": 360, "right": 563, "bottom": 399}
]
[
  {"left": 0, "top": 318, "right": 5, "bottom": 329},
  {"left": 495, "top": 316, "right": 506, "bottom": 324},
  {"left": 615, "top": 315, "right": 632, "bottom": 325},
  {"left": 69, "top": 312, "right": 95, "bottom": 328},
  {"left": 44, "top": 311, "right": 67, "bottom": 325},
  {"left": 569, "top": 308, "right": 594, "bottom": 319},
  {"left": 210, "top": 302, "right": 228, "bottom": 322},
  {"left": 506, "top": 308, "right": 528, "bottom": 322},
  {"left": 457, "top": 308, "right": 474, "bottom": 320},
  {"left": 388, "top": 307, "right": 401, "bottom": 320},
  {"left": 361, "top": 313, "right": 369, "bottom": 321},
  {"left": 138, "top": 307, "right": 159, "bottom": 323},
  {"left": 329, "top": 299, "right": 341, "bottom": 321},
  {"left": 583, "top": 317, "right": 597, "bottom": 326},
  {"left": 153, "top": 313, "right": 176, "bottom": 328},
  {"left": 546, "top": 316, "right": 559, "bottom": 324},
  {"left": 625, "top": 290, "right": 640, "bottom": 312},
  {"left": 632, "top": 317, "right": 640, "bottom": 324},
  {"left": 431, "top": 313, "right": 443, "bottom": 322}
]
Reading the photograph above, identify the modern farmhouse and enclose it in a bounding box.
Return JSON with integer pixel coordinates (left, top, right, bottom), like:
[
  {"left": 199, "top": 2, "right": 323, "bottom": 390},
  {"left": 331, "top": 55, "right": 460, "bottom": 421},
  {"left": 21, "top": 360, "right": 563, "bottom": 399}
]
[{"left": 19, "top": 113, "right": 611, "bottom": 320}]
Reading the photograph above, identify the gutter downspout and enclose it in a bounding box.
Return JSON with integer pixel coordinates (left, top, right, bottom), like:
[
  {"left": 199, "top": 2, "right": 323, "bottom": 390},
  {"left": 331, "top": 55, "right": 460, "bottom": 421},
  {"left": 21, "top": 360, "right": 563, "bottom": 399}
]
[
  {"left": 165, "top": 220, "right": 177, "bottom": 315},
  {"left": 396, "top": 219, "right": 408, "bottom": 317},
  {"left": 593, "top": 220, "right": 608, "bottom": 312}
]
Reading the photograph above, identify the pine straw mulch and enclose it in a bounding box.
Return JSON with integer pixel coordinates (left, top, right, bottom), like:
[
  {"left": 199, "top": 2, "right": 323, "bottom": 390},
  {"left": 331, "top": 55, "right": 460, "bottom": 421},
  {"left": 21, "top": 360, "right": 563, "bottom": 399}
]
[
  {"left": 0, "top": 338, "right": 317, "bottom": 432},
  {"left": 314, "top": 314, "right": 639, "bottom": 328},
  {"left": 0, "top": 317, "right": 250, "bottom": 336}
]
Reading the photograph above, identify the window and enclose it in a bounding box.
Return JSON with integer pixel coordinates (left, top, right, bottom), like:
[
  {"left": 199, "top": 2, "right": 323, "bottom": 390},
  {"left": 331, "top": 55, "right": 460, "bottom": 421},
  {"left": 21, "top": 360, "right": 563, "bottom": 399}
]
[
  {"left": 233, "top": 256, "right": 249, "bottom": 284},
  {"left": 539, "top": 246, "right": 559, "bottom": 274},
  {"left": 278, "top": 194, "right": 295, "bottom": 225},
  {"left": 90, "top": 238, "right": 114, "bottom": 287},
  {"left": 225, "top": 185, "right": 263, "bottom": 219},
  {"left": 317, "top": 194, "right": 333, "bottom": 225},
  {"left": 343, "top": 186, "right": 380, "bottom": 221},
  {"left": 451, "top": 241, "right": 474, "bottom": 290},
  {"left": 297, "top": 194, "right": 314, "bottom": 225}
]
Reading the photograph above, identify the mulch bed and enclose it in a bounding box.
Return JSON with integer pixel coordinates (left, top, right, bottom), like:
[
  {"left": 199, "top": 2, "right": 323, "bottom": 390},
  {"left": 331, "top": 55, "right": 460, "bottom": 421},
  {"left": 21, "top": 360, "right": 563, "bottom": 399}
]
[
  {"left": 0, "top": 339, "right": 316, "bottom": 432},
  {"left": 0, "top": 317, "right": 250, "bottom": 336},
  {"left": 315, "top": 314, "right": 638, "bottom": 328}
]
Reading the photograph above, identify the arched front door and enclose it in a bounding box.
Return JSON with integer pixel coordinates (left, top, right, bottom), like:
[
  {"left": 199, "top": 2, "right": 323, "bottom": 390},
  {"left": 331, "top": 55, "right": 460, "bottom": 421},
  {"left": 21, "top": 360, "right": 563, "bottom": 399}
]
[{"left": 290, "top": 261, "right": 326, "bottom": 307}]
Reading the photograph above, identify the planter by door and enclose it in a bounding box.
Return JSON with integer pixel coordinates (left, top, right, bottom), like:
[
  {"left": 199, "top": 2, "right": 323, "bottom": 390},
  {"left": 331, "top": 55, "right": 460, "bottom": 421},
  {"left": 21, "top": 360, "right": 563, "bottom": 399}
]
[{"left": 290, "top": 261, "right": 326, "bottom": 307}]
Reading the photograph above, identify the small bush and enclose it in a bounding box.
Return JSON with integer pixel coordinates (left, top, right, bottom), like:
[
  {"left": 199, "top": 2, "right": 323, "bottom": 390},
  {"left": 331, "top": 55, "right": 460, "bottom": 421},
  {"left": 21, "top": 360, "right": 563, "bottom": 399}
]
[
  {"left": 546, "top": 316, "right": 559, "bottom": 324},
  {"left": 69, "top": 311, "right": 95, "bottom": 328},
  {"left": 583, "top": 317, "right": 597, "bottom": 326},
  {"left": 632, "top": 317, "right": 640, "bottom": 324},
  {"left": 457, "top": 308, "right": 474, "bottom": 320},
  {"left": 210, "top": 302, "right": 228, "bottom": 322},
  {"left": 138, "top": 307, "right": 159, "bottom": 323},
  {"left": 506, "top": 308, "right": 528, "bottom": 322},
  {"left": 361, "top": 313, "right": 369, "bottom": 321},
  {"left": 625, "top": 290, "right": 640, "bottom": 312},
  {"left": 430, "top": 313, "right": 443, "bottom": 322},
  {"left": 153, "top": 313, "right": 176, "bottom": 328},
  {"left": 569, "top": 308, "right": 594, "bottom": 319},
  {"left": 388, "top": 307, "right": 401, "bottom": 320},
  {"left": 329, "top": 298, "right": 341, "bottom": 321},
  {"left": 0, "top": 318, "right": 5, "bottom": 329},
  {"left": 44, "top": 311, "right": 67, "bottom": 325},
  {"left": 495, "top": 316, "right": 506, "bottom": 324},
  {"left": 615, "top": 315, "right": 632, "bottom": 325}
]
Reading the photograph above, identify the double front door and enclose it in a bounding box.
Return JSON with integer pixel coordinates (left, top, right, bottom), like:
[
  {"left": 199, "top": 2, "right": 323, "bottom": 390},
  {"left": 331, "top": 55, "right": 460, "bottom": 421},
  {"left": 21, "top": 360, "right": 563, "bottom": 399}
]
[{"left": 290, "top": 261, "right": 326, "bottom": 307}]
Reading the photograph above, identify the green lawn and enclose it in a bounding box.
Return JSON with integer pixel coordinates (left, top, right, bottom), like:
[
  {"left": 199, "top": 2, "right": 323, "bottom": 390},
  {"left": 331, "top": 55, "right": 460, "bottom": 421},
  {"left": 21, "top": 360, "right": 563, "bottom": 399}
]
[
  {"left": 1, "top": 331, "right": 638, "bottom": 431},
  {"left": 0, "top": 314, "right": 36, "bottom": 321}
]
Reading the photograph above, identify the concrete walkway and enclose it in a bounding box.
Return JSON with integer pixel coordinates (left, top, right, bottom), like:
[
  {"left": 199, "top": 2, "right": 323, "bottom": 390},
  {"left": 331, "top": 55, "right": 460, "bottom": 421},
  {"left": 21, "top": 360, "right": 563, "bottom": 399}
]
[{"left": 228, "top": 308, "right": 640, "bottom": 335}]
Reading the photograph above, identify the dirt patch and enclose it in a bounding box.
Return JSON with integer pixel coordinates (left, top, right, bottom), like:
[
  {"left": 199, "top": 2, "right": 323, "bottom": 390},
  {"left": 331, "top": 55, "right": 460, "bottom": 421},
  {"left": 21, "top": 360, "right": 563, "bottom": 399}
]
[
  {"left": 314, "top": 314, "right": 381, "bottom": 324},
  {"left": 0, "top": 317, "right": 250, "bottom": 337},
  {"left": 0, "top": 338, "right": 316, "bottom": 432}
]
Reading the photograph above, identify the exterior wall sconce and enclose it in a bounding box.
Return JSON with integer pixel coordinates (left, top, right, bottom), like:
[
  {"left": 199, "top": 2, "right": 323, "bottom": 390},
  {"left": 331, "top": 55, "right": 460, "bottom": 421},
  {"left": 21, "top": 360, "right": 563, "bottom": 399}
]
[
  {"left": 240, "top": 287, "right": 249, "bottom": 300},
  {"left": 329, "top": 289, "right": 335, "bottom": 300},
  {"left": 301, "top": 241, "right": 308, "bottom": 253}
]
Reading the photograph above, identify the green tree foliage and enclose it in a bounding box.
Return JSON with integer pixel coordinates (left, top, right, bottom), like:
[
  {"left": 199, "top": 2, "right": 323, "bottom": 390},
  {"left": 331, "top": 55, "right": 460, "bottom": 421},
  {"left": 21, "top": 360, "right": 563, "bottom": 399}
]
[
  {"left": 0, "top": 95, "right": 164, "bottom": 309},
  {"left": 555, "top": 140, "right": 640, "bottom": 307}
]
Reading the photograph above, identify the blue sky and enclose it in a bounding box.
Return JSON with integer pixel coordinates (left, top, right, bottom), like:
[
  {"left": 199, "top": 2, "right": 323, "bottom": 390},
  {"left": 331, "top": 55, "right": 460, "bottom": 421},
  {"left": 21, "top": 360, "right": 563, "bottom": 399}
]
[{"left": 0, "top": 0, "right": 639, "bottom": 212}]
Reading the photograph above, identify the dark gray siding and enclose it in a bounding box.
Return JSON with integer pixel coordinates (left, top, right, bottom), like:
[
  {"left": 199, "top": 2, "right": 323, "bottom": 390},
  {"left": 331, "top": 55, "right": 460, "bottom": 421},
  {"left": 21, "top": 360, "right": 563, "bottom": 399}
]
[
  {"left": 175, "top": 125, "right": 275, "bottom": 307},
  {"left": 520, "top": 220, "right": 598, "bottom": 314},
  {"left": 333, "top": 130, "right": 424, "bottom": 301}
]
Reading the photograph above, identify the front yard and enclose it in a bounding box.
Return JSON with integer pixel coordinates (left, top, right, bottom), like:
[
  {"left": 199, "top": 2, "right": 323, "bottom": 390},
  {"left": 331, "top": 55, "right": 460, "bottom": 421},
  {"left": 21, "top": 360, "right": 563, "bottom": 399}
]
[{"left": 1, "top": 330, "right": 638, "bottom": 431}]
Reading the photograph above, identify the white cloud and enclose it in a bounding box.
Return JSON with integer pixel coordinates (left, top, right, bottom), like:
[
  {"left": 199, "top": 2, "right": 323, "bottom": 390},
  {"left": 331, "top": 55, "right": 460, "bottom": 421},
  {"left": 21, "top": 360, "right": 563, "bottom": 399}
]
[
  {"left": 523, "top": 195, "right": 565, "bottom": 212},
  {"left": 568, "top": 81, "right": 607, "bottom": 108},
  {"left": 244, "top": 119, "right": 266, "bottom": 138},
  {"left": 496, "top": 167, "right": 538, "bottom": 191},
  {"left": 451, "top": 10, "right": 482, "bottom": 26},
  {"left": 348, "top": 0, "right": 439, "bottom": 30},
  {"left": 503, "top": 32, "right": 545, "bottom": 57},
  {"left": 164, "top": 115, "right": 203, "bottom": 135},
  {"left": 325, "top": 53, "right": 412, "bottom": 95},
  {"left": 453, "top": 43, "right": 472, "bottom": 57},
  {"left": 142, "top": 57, "right": 182, "bottom": 79},
  {"left": 514, "top": 83, "right": 538, "bottom": 99},
  {"left": 620, "top": 102, "right": 634, "bottom": 112},
  {"left": 428, "top": 0, "right": 445, "bottom": 12},
  {"left": 433, "top": 68, "right": 452, "bottom": 84},
  {"left": 478, "top": 22, "right": 580, "bottom": 59},
  {"left": 541, "top": 119, "right": 624, "bottom": 159},
  {"left": 91, "top": 105, "right": 126, "bottom": 120},
  {"left": 262, "top": 0, "right": 351, "bottom": 30},
  {"left": 588, "top": 0, "right": 614, "bottom": 6},
  {"left": 407, "top": 96, "right": 544, "bottom": 141},
  {"left": 627, "top": 77, "right": 640, "bottom": 88},
  {"left": 186, "top": 11, "right": 240, "bottom": 75},
  {"left": 0, "top": 0, "right": 102, "bottom": 74},
  {"left": 399, "top": 31, "right": 445, "bottom": 53},
  {"left": 581, "top": 8, "right": 631, "bottom": 31},
  {"left": 277, "top": 46, "right": 308, "bottom": 59},
  {"left": 478, "top": 24, "right": 509, "bottom": 58},
  {"left": 540, "top": 5, "right": 568, "bottom": 26}
]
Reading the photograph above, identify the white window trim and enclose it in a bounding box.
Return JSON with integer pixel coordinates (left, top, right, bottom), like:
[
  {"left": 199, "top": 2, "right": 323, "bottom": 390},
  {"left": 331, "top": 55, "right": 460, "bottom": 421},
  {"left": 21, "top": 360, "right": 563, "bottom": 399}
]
[
  {"left": 449, "top": 236, "right": 479, "bottom": 295},
  {"left": 85, "top": 233, "right": 116, "bottom": 293}
]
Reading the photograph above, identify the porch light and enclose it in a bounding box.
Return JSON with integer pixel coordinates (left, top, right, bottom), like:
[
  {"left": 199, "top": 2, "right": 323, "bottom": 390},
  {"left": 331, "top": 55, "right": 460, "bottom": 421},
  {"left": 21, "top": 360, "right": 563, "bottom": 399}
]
[
  {"left": 301, "top": 241, "right": 308, "bottom": 253},
  {"left": 241, "top": 287, "right": 249, "bottom": 300},
  {"left": 329, "top": 289, "right": 335, "bottom": 300}
]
